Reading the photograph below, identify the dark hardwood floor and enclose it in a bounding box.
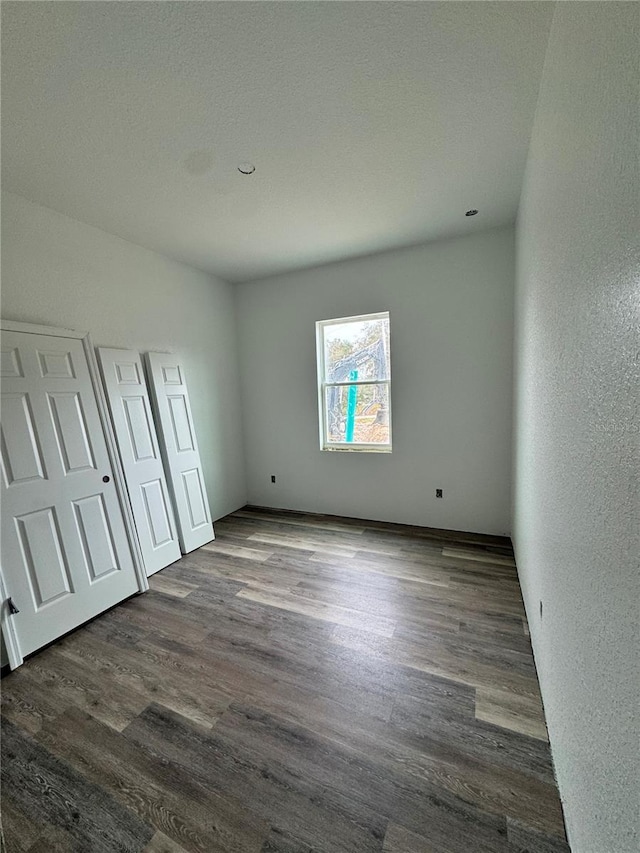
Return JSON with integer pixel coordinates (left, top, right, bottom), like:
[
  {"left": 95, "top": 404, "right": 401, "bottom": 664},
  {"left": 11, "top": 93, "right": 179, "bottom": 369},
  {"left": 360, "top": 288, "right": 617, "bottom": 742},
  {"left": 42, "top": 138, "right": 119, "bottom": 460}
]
[{"left": 0, "top": 507, "right": 570, "bottom": 853}]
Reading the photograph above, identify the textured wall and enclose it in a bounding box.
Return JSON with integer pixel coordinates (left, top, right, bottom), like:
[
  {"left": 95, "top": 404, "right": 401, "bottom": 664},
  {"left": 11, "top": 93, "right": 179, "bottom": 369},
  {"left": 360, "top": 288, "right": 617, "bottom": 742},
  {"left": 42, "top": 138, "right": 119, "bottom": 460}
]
[
  {"left": 513, "top": 4, "right": 639, "bottom": 852},
  {"left": 1, "top": 191, "right": 247, "bottom": 522},
  {"left": 237, "top": 227, "right": 514, "bottom": 536}
]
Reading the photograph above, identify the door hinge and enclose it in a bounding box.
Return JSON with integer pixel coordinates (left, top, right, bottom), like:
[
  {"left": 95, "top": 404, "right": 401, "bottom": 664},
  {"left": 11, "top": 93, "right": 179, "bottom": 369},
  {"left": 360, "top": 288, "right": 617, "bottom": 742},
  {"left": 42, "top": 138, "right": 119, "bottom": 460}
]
[{"left": 7, "top": 597, "right": 19, "bottom": 615}]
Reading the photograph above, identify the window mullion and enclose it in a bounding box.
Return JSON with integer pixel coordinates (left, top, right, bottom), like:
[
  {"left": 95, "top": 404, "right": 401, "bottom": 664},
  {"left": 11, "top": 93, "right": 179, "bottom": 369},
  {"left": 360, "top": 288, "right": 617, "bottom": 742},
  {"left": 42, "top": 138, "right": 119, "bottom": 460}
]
[{"left": 322, "top": 379, "right": 390, "bottom": 388}]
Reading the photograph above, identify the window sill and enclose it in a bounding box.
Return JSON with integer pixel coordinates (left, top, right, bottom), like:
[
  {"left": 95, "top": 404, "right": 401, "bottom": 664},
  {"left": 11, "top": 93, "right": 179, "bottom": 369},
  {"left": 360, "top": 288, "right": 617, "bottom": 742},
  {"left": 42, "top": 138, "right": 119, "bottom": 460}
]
[{"left": 321, "top": 446, "right": 392, "bottom": 454}]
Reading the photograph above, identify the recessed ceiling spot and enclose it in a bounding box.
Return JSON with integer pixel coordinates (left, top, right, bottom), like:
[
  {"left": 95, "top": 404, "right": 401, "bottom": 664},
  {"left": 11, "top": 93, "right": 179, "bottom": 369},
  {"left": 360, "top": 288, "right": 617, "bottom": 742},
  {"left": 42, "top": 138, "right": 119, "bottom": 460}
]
[
  {"left": 238, "top": 163, "right": 256, "bottom": 175},
  {"left": 465, "top": 209, "right": 479, "bottom": 216}
]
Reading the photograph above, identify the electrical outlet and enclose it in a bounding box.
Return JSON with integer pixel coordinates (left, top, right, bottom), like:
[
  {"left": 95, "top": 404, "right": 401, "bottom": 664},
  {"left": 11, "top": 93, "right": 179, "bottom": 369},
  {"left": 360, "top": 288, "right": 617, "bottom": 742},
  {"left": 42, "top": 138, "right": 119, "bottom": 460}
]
[
  {"left": 436, "top": 488, "right": 443, "bottom": 498},
  {"left": 271, "top": 475, "right": 276, "bottom": 484}
]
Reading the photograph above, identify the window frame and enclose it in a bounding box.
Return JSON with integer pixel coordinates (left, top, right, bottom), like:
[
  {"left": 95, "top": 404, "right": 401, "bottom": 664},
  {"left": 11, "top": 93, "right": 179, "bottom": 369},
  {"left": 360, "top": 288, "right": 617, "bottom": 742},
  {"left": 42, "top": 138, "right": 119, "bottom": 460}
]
[{"left": 316, "top": 311, "right": 392, "bottom": 453}]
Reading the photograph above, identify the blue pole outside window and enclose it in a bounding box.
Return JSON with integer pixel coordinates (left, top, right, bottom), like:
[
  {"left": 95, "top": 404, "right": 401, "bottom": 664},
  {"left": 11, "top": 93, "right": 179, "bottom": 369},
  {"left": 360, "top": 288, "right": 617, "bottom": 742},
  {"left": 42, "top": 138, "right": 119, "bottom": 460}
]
[{"left": 345, "top": 369, "right": 358, "bottom": 442}]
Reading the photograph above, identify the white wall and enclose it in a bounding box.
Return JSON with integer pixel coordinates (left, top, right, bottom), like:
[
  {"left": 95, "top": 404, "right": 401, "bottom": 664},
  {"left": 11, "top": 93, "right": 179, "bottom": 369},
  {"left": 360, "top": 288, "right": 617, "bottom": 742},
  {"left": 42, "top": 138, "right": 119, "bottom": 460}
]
[
  {"left": 513, "top": 5, "right": 639, "bottom": 852},
  {"left": 237, "top": 226, "right": 514, "bottom": 536},
  {"left": 1, "top": 191, "right": 247, "bottom": 521}
]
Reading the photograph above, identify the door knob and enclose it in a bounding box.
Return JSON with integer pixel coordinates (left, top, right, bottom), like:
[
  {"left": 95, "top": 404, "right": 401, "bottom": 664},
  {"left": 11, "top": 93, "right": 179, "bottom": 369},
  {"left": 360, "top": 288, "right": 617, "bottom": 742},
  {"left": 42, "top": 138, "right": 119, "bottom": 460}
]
[
  {"left": 7, "top": 597, "right": 19, "bottom": 615},
  {"left": 102, "top": 475, "right": 110, "bottom": 483}
]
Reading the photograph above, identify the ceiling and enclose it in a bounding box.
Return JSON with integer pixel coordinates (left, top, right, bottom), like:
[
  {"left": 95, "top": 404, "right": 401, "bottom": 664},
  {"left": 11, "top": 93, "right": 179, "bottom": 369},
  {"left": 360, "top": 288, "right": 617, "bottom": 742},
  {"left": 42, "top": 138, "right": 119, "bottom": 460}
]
[{"left": 1, "top": 2, "right": 554, "bottom": 283}]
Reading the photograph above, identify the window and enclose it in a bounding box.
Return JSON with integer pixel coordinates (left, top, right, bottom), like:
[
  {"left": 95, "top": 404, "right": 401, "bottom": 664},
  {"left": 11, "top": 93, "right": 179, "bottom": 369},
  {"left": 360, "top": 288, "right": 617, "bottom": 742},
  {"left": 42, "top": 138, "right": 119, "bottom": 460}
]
[{"left": 316, "top": 312, "right": 391, "bottom": 451}]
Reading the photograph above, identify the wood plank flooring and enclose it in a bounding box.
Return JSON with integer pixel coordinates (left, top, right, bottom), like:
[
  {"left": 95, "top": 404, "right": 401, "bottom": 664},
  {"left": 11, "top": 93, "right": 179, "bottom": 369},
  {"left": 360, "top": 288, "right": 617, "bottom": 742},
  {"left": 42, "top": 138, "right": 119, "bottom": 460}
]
[{"left": 0, "top": 507, "right": 570, "bottom": 853}]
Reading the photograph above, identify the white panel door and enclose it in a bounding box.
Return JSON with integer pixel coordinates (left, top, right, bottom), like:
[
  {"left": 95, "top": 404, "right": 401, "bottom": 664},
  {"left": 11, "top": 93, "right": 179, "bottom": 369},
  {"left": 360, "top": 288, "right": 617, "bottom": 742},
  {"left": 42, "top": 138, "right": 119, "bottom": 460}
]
[
  {"left": 1, "top": 329, "right": 140, "bottom": 660},
  {"left": 98, "top": 348, "right": 181, "bottom": 576},
  {"left": 144, "top": 353, "right": 214, "bottom": 553}
]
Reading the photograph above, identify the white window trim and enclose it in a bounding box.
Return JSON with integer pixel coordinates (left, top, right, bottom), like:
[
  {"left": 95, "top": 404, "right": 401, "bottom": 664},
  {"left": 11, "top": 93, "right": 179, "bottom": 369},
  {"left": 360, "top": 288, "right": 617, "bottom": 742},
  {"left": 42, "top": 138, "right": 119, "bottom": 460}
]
[{"left": 316, "top": 312, "right": 392, "bottom": 453}]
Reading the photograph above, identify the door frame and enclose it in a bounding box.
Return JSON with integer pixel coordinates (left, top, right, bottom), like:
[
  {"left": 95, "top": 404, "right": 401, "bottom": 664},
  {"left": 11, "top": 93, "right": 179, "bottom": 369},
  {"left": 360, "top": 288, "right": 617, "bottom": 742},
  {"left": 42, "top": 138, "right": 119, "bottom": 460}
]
[{"left": 1, "top": 320, "right": 148, "bottom": 669}]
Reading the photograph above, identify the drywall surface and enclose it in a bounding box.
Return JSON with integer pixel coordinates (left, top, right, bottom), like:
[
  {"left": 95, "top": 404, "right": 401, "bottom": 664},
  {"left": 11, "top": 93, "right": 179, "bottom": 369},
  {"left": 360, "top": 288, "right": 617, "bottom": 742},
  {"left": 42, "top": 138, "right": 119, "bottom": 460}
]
[
  {"left": 2, "top": 2, "right": 553, "bottom": 281},
  {"left": 513, "top": 4, "right": 639, "bottom": 852},
  {"left": 1, "top": 191, "right": 247, "bottom": 521},
  {"left": 237, "top": 226, "right": 514, "bottom": 535}
]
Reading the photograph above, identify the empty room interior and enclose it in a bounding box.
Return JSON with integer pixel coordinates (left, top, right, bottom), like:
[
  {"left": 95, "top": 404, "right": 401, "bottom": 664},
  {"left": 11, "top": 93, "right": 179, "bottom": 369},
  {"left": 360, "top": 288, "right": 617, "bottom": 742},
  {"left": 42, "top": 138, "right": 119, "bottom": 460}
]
[{"left": 0, "top": 2, "right": 637, "bottom": 853}]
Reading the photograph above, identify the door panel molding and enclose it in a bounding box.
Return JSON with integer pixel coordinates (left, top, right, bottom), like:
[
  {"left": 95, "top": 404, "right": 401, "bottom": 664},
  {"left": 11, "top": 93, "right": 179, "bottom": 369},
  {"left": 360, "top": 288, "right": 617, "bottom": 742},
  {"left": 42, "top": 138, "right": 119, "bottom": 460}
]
[{"left": 16, "top": 505, "right": 74, "bottom": 608}]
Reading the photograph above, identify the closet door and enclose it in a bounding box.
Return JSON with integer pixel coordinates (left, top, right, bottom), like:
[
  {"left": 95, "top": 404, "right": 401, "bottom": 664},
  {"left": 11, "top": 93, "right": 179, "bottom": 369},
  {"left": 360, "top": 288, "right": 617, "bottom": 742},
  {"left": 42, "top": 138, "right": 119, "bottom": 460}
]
[
  {"left": 98, "top": 348, "right": 181, "bottom": 576},
  {"left": 1, "top": 326, "right": 142, "bottom": 662},
  {"left": 145, "top": 353, "right": 214, "bottom": 553}
]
